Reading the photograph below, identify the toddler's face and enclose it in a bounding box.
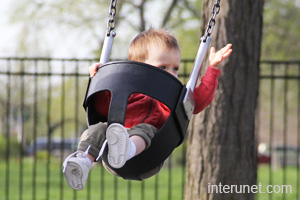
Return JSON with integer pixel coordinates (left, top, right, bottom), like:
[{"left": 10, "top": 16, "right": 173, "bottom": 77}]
[{"left": 144, "top": 45, "right": 181, "bottom": 78}]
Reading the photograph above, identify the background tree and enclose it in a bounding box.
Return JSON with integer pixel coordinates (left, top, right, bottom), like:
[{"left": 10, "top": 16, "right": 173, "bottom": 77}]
[
  {"left": 184, "top": 1, "right": 264, "bottom": 200},
  {"left": 261, "top": 0, "right": 300, "bottom": 60},
  {"left": 5, "top": 0, "right": 300, "bottom": 58},
  {"left": 8, "top": 0, "right": 202, "bottom": 58}
]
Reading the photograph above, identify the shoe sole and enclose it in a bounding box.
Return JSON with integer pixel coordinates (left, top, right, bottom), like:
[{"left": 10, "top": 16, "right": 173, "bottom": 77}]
[
  {"left": 106, "top": 123, "right": 128, "bottom": 168},
  {"left": 64, "top": 162, "right": 84, "bottom": 190}
]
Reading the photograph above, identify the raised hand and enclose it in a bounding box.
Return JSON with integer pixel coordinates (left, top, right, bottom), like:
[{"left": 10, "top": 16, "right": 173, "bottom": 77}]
[{"left": 209, "top": 44, "right": 233, "bottom": 68}]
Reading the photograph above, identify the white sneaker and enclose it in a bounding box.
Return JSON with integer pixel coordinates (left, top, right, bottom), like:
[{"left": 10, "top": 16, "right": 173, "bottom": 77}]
[
  {"left": 106, "top": 123, "right": 133, "bottom": 168},
  {"left": 62, "top": 148, "right": 92, "bottom": 190}
]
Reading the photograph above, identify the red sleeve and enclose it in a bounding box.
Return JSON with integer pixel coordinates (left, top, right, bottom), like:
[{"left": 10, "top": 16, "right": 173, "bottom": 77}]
[{"left": 193, "top": 66, "right": 221, "bottom": 114}]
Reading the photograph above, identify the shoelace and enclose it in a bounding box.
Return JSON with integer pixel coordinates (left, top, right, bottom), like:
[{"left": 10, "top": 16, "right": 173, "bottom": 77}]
[
  {"left": 62, "top": 140, "right": 108, "bottom": 173},
  {"left": 96, "top": 139, "right": 107, "bottom": 161},
  {"left": 62, "top": 145, "right": 91, "bottom": 173}
]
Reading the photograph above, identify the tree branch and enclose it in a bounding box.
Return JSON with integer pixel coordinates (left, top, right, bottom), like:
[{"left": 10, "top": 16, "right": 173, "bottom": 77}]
[
  {"left": 182, "top": 0, "right": 201, "bottom": 18},
  {"left": 161, "top": 0, "right": 179, "bottom": 27},
  {"left": 138, "top": 0, "right": 147, "bottom": 32}
]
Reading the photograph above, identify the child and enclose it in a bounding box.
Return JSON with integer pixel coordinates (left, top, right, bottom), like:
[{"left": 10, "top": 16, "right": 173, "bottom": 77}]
[{"left": 63, "top": 28, "right": 232, "bottom": 190}]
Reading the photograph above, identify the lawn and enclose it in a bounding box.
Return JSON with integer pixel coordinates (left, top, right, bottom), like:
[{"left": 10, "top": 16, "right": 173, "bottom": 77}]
[
  {"left": 256, "top": 165, "right": 299, "bottom": 200},
  {"left": 0, "top": 157, "right": 185, "bottom": 200},
  {"left": 1, "top": 158, "right": 299, "bottom": 200}
]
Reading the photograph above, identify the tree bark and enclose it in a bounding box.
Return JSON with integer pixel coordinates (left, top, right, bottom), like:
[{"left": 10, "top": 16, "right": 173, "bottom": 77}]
[{"left": 184, "top": 1, "right": 264, "bottom": 200}]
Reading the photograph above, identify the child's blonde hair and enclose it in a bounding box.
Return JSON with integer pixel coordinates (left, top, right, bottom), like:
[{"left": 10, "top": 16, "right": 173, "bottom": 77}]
[{"left": 128, "top": 28, "right": 180, "bottom": 62}]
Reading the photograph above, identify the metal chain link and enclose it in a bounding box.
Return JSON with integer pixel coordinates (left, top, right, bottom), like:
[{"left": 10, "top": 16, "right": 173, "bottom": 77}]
[
  {"left": 203, "top": 0, "right": 221, "bottom": 42},
  {"left": 107, "top": 0, "right": 117, "bottom": 36}
]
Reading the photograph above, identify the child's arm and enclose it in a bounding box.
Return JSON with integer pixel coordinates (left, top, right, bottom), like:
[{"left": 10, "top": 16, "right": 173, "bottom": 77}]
[
  {"left": 192, "top": 44, "right": 232, "bottom": 114},
  {"left": 89, "top": 63, "right": 102, "bottom": 78},
  {"left": 209, "top": 44, "right": 232, "bottom": 68}
]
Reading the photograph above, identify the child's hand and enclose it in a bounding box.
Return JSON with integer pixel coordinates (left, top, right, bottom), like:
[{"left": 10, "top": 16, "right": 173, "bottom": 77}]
[
  {"left": 209, "top": 44, "right": 233, "bottom": 68},
  {"left": 89, "top": 63, "right": 102, "bottom": 78}
]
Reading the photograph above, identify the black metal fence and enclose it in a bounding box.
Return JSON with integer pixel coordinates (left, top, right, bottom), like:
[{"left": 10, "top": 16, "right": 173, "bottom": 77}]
[
  {"left": 0, "top": 58, "right": 299, "bottom": 200},
  {"left": 257, "top": 60, "right": 300, "bottom": 200}
]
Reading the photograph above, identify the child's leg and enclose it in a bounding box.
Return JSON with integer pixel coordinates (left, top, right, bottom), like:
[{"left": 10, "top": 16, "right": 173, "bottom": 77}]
[
  {"left": 128, "top": 123, "right": 157, "bottom": 154},
  {"left": 63, "top": 122, "right": 107, "bottom": 190},
  {"left": 77, "top": 122, "right": 107, "bottom": 160},
  {"left": 128, "top": 124, "right": 163, "bottom": 180},
  {"left": 130, "top": 135, "right": 146, "bottom": 155}
]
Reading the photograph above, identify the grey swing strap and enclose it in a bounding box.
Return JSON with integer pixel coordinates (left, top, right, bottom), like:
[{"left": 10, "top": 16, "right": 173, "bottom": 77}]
[
  {"left": 183, "top": 0, "right": 221, "bottom": 120},
  {"left": 99, "top": 0, "right": 117, "bottom": 64}
]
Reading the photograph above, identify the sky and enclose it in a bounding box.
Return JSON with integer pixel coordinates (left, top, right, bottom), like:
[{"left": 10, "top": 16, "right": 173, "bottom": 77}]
[
  {"left": 0, "top": 1, "right": 166, "bottom": 59},
  {"left": 0, "top": 1, "right": 112, "bottom": 59},
  {"left": 0, "top": 1, "right": 20, "bottom": 57}
]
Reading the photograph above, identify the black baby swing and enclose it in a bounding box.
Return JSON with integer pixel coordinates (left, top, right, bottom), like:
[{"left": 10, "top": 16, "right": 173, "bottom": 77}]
[{"left": 83, "top": 0, "right": 221, "bottom": 180}]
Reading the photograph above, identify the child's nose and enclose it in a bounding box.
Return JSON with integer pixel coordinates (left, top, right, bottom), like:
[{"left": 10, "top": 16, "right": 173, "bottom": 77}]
[
  {"left": 167, "top": 70, "right": 178, "bottom": 78},
  {"left": 166, "top": 68, "right": 173, "bottom": 74}
]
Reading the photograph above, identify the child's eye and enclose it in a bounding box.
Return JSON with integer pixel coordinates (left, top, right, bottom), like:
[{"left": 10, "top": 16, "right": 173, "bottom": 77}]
[
  {"left": 173, "top": 67, "right": 179, "bottom": 71},
  {"left": 159, "top": 66, "right": 166, "bottom": 70}
]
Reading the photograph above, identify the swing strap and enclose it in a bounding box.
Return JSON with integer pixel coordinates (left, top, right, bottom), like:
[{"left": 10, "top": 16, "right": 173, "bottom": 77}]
[
  {"left": 99, "top": 0, "right": 117, "bottom": 64},
  {"left": 203, "top": 0, "right": 221, "bottom": 42},
  {"left": 183, "top": 0, "right": 221, "bottom": 119}
]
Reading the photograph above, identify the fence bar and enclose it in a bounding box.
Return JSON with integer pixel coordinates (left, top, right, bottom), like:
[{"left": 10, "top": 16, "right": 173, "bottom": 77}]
[
  {"left": 87, "top": 172, "right": 91, "bottom": 200},
  {"left": 168, "top": 156, "right": 172, "bottom": 200},
  {"left": 155, "top": 173, "right": 159, "bottom": 200},
  {"left": 282, "top": 64, "right": 289, "bottom": 200},
  {"left": 268, "top": 63, "right": 275, "bottom": 200},
  {"left": 18, "top": 59, "right": 25, "bottom": 200},
  {"left": 181, "top": 141, "right": 186, "bottom": 200},
  {"left": 32, "top": 59, "right": 38, "bottom": 200},
  {"left": 59, "top": 61, "right": 66, "bottom": 200},
  {"left": 100, "top": 166, "right": 105, "bottom": 200},
  {"left": 127, "top": 180, "right": 132, "bottom": 200},
  {"left": 73, "top": 60, "right": 79, "bottom": 200},
  {"left": 5, "top": 59, "right": 11, "bottom": 200},
  {"left": 114, "top": 176, "right": 118, "bottom": 200},
  {"left": 0, "top": 71, "right": 88, "bottom": 77},
  {"left": 255, "top": 76, "right": 261, "bottom": 200},
  {"left": 141, "top": 180, "right": 145, "bottom": 200},
  {"left": 46, "top": 59, "right": 52, "bottom": 200},
  {"left": 297, "top": 64, "right": 300, "bottom": 200}
]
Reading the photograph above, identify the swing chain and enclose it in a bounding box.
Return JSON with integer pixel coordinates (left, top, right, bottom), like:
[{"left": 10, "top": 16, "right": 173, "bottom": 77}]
[
  {"left": 203, "top": 0, "right": 221, "bottom": 42},
  {"left": 107, "top": 0, "right": 117, "bottom": 36}
]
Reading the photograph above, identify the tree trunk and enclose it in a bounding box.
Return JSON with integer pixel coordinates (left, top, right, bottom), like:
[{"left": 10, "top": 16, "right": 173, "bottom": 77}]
[{"left": 184, "top": 1, "right": 264, "bottom": 200}]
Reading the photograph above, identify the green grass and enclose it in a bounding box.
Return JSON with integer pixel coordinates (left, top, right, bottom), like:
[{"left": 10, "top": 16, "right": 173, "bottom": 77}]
[
  {"left": 0, "top": 157, "right": 185, "bottom": 200},
  {"left": 256, "top": 165, "right": 300, "bottom": 200},
  {"left": 1, "top": 158, "right": 300, "bottom": 200}
]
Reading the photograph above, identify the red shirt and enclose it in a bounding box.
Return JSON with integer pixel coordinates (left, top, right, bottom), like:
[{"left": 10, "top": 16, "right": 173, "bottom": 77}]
[{"left": 94, "top": 66, "right": 221, "bottom": 129}]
